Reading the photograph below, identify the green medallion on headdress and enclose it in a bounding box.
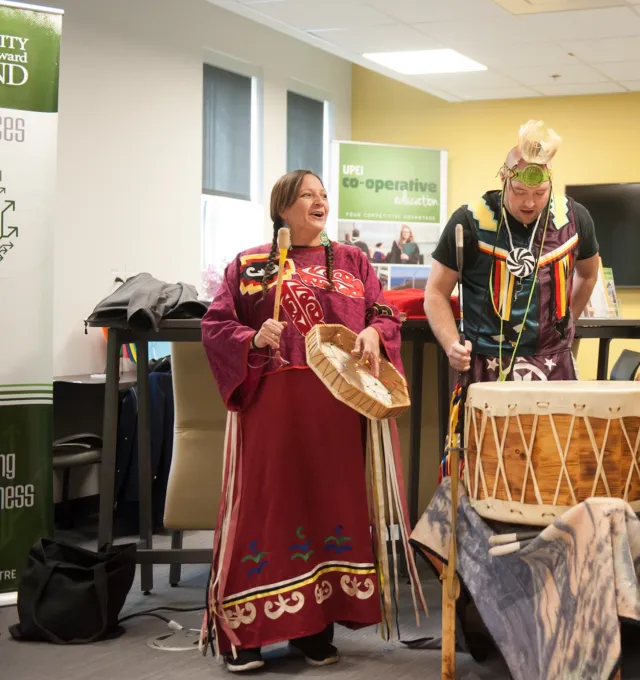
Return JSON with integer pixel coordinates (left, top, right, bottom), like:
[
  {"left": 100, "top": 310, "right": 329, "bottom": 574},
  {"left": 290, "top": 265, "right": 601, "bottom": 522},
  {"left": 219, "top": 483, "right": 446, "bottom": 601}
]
[{"left": 508, "top": 163, "right": 551, "bottom": 188}]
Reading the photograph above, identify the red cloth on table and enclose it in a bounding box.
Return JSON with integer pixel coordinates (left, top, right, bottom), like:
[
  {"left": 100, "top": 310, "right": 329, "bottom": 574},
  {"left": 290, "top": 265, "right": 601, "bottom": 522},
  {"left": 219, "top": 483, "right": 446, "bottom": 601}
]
[{"left": 385, "top": 288, "right": 460, "bottom": 320}]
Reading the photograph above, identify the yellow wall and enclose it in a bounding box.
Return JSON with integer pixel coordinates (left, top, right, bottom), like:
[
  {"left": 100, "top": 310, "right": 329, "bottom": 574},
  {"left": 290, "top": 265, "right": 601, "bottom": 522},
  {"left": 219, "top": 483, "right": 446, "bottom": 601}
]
[{"left": 352, "top": 65, "right": 640, "bottom": 507}]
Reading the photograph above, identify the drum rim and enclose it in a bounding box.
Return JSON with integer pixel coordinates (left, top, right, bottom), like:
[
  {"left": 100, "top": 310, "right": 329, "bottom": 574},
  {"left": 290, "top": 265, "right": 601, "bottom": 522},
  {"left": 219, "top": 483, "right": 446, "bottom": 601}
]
[
  {"left": 468, "top": 380, "right": 640, "bottom": 393},
  {"left": 468, "top": 496, "right": 640, "bottom": 527}
]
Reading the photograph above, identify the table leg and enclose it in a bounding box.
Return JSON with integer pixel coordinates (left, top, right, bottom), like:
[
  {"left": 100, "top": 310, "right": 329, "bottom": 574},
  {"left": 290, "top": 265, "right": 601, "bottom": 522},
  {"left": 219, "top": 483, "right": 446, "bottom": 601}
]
[
  {"left": 437, "top": 347, "right": 450, "bottom": 458},
  {"left": 169, "top": 531, "right": 183, "bottom": 586},
  {"left": 98, "top": 328, "right": 121, "bottom": 550},
  {"left": 136, "top": 340, "right": 154, "bottom": 594},
  {"left": 597, "top": 338, "right": 612, "bottom": 380},
  {"left": 408, "top": 339, "right": 425, "bottom": 528}
]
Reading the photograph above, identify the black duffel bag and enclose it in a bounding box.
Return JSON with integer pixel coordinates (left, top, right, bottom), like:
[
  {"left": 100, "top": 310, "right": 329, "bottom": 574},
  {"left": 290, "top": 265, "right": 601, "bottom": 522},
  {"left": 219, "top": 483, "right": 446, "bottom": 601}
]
[{"left": 9, "top": 538, "right": 136, "bottom": 644}]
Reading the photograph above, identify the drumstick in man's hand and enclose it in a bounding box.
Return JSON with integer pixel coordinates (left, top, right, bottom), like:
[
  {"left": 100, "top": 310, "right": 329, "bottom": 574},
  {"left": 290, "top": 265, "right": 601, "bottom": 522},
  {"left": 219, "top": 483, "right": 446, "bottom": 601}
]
[
  {"left": 455, "top": 223, "right": 465, "bottom": 345},
  {"left": 442, "top": 224, "right": 466, "bottom": 680},
  {"left": 455, "top": 223, "right": 471, "bottom": 375}
]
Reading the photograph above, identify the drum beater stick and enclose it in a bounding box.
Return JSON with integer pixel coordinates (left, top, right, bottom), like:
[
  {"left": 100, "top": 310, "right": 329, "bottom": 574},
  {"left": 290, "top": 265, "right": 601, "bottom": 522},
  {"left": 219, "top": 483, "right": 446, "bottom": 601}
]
[
  {"left": 269, "top": 227, "right": 290, "bottom": 365},
  {"left": 442, "top": 224, "right": 466, "bottom": 679},
  {"left": 273, "top": 227, "right": 290, "bottom": 322}
]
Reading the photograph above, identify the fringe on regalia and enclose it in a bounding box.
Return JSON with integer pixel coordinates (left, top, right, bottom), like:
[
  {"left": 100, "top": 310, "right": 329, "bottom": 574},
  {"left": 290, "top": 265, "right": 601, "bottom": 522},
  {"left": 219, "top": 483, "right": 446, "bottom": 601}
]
[{"left": 366, "top": 419, "right": 429, "bottom": 639}]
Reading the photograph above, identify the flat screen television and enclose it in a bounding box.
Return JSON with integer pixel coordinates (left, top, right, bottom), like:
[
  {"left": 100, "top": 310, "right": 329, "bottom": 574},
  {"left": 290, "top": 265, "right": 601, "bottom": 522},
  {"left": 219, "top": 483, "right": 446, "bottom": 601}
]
[{"left": 565, "top": 182, "right": 640, "bottom": 287}]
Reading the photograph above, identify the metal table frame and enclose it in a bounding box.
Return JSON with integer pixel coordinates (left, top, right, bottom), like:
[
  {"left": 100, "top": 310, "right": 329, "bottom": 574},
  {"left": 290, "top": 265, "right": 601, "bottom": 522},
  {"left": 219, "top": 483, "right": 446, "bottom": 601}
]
[
  {"left": 573, "top": 318, "right": 640, "bottom": 378},
  {"left": 97, "top": 322, "right": 207, "bottom": 593},
  {"left": 92, "top": 317, "right": 640, "bottom": 593}
]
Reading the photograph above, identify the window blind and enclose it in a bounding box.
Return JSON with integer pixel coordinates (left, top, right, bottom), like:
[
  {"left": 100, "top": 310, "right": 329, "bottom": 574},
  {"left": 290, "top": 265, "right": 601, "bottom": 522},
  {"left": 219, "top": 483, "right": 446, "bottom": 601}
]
[
  {"left": 202, "top": 64, "right": 252, "bottom": 200},
  {"left": 286, "top": 91, "right": 324, "bottom": 178}
]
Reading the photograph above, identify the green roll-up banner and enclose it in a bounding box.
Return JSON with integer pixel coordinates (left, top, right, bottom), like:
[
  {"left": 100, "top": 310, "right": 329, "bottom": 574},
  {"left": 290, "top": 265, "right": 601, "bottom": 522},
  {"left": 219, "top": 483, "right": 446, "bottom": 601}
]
[
  {"left": 334, "top": 141, "right": 447, "bottom": 224},
  {"left": 0, "top": 1, "right": 63, "bottom": 605}
]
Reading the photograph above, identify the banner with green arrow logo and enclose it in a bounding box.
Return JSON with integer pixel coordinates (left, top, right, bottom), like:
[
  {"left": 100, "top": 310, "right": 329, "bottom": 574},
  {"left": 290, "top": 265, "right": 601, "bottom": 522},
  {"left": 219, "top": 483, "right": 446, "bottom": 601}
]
[{"left": 0, "top": 1, "right": 63, "bottom": 603}]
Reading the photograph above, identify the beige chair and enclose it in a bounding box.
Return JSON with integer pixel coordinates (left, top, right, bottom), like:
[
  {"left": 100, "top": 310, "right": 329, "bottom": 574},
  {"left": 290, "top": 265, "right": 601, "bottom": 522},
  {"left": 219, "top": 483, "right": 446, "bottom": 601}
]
[{"left": 163, "top": 341, "right": 228, "bottom": 583}]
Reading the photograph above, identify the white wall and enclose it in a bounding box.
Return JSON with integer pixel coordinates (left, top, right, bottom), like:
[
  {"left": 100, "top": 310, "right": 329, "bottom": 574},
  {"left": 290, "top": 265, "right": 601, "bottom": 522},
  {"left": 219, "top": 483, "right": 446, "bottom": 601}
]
[{"left": 40, "top": 0, "right": 352, "bottom": 377}]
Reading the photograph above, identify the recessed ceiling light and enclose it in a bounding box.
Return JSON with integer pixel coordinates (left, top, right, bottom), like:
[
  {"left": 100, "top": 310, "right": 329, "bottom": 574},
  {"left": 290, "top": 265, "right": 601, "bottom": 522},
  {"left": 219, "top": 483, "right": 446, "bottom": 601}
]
[{"left": 362, "top": 49, "right": 487, "bottom": 75}]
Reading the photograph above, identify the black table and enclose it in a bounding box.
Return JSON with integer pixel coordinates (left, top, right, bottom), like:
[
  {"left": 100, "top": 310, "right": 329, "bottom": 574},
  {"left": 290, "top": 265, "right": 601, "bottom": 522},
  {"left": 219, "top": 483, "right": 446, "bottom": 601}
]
[
  {"left": 574, "top": 318, "right": 640, "bottom": 379},
  {"left": 92, "top": 317, "right": 640, "bottom": 592},
  {"left": 400, "top": 320, "right": 451, "bottom": 526},
  {"left": 92, "top": 319, "right": 442, "bottom": 592}
]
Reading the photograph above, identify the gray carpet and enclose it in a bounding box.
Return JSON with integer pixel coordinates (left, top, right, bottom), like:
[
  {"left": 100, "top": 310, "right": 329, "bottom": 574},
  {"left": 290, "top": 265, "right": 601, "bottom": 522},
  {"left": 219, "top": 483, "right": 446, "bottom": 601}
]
[{"left": 0, "top": 529, "right": 510, "bottom": 680}]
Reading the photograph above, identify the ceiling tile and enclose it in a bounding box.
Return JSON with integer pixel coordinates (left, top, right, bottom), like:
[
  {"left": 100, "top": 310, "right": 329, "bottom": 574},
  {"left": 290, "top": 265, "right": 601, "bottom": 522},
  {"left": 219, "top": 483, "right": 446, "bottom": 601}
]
[
  {"left": 310, "top": 24, "right": 442, "bottom": 53},
  {"left": 419, "top": 70, "right": 520, "bottom": 90},
  {"left": 363, "top": 0, "right": 507, "bottom": 24},
  {"left": 210, "top": 0, "right": 640, "bottom": 102},
  {"left": 415, "top": 15, "right": 534, "bottom": 48},
  {"left": 561, "top": 35, "right": 640, "bottom": 61},
  {"left": 535, "top": 81, "right": 626, "bottom": 95},
  {"left": 510, "top": 63, "right": 613, "bottom": 86},
  {"left": 495, "top": 0, "right": 626, "bottom": 12},
  {"left": 592, "top": 60, "right": 640, "bottom": 79},
  {"left": 244, "top": 0, "right": 393, "bottom": 31},
  {"left": 459, "top": 42, "right": 579, "bottom": 70},
  {"left": 521, "top": 6, "right": 640, "bottom": 39},
  {"left": 445, "top": 86, "right": 542, "bottom": 100}
]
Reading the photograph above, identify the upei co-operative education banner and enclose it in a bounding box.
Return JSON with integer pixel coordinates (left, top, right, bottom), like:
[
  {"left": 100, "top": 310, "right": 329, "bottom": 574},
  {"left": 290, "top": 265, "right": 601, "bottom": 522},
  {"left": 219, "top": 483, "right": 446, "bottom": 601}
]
[
  {"left": 0, "top": 0, "right": 63, "bottom": 603},
  {"left": 334, "top": 141, "right": 448, "bottom": 225}
]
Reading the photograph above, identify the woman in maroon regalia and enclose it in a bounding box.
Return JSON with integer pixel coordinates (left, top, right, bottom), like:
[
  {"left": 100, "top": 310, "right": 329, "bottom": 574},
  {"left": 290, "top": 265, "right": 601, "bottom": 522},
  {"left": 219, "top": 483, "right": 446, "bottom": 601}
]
[{"left": 198, "top": 169, "right": 420, "bottom": 673}]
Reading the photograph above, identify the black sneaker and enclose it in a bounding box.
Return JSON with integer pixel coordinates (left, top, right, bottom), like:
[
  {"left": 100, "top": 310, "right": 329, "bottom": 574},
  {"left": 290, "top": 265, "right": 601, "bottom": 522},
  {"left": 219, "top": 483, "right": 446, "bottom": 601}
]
[
  {"left": 290, "top": 630, "right": 339, "bottom": 667},
  {"left": 225, "top": 648, "right": 265, "bottom": 673}
]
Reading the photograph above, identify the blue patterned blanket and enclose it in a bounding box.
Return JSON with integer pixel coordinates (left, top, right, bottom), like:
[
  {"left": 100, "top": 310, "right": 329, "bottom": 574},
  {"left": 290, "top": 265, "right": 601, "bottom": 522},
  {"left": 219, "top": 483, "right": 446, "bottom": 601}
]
[{"left": 410, "top": 479, "right": 640, "bottom": 680}]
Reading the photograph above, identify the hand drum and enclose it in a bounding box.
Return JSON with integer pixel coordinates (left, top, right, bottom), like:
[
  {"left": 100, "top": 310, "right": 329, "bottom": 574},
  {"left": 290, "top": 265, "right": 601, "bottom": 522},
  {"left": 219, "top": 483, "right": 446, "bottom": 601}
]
[{"left": 305, "top": 324, "right": 410, "bottom": 420}]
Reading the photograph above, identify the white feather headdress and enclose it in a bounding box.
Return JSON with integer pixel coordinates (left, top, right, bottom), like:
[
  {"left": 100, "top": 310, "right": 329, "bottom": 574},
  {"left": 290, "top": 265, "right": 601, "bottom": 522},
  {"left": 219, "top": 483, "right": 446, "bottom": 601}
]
[{"left": 517, "top": 120, "right": 562, "bottom": 165}]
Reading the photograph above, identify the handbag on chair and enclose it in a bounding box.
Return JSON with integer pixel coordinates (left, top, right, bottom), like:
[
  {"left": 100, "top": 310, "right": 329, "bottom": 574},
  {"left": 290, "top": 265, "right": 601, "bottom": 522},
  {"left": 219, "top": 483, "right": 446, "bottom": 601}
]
[{"left": 9, "top": 538, "right": 136, "bottom": 644}]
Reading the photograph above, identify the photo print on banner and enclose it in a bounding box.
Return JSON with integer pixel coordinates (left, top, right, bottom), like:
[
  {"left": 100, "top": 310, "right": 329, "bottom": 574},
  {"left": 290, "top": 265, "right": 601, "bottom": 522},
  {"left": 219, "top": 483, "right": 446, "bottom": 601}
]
[{"left": 331, "top": 141, "right": 448, "bottom": 291}]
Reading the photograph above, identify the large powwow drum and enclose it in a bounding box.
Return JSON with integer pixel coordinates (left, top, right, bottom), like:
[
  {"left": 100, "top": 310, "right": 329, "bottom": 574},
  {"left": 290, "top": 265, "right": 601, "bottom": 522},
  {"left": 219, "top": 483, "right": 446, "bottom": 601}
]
[
  {"left": 464, "top": 381, "right": 640, "bottom": 526},
  {"left": 306, "top": 324, "right": 410, "bottom": 420}
]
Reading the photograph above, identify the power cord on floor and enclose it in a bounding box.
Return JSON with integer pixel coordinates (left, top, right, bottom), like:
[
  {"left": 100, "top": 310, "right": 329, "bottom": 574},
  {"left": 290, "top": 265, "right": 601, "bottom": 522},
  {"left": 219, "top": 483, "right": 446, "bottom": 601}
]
[
  {"left": 118, "top": 604, "right": 205, "bottom": 625},
  {"left": 118, "top": 605, "right": 206, "bottom": 652}
]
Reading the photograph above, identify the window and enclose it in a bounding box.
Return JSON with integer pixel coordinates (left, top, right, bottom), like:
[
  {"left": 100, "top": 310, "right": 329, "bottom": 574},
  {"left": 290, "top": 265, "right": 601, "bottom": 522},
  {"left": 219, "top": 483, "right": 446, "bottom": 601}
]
[
  {"left": 202, "top": 64, "right": 252, "bottom": 200},
  {"left": 286, "top": 91, "right": 326, "bottom": 178},
  {"left": 201, "top": 63, "right": 263, "bottom": 276}
]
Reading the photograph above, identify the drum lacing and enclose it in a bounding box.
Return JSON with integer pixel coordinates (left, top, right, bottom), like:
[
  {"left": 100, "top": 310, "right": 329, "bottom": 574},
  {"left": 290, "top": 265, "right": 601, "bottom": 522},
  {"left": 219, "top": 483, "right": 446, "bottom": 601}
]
[
  {"left": 489, "top": 411, "right": 513, "bottom": 503},
  {"left": 583, "top": 414, "right": 613, "bottom": 498},
  {"left": 516, "top": 413, "right": 544, "bottom": 507},
  {"left": 470, "top": 407, "right": 490, "bottom": 502},
  {"left": 548, "top": 413, "right": 578, "bottom": 507},
  {"left": 621, "top": 414, "right": 640, "bottom": 501}
]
